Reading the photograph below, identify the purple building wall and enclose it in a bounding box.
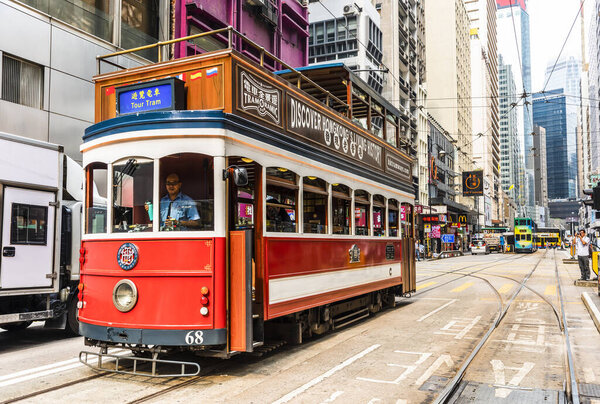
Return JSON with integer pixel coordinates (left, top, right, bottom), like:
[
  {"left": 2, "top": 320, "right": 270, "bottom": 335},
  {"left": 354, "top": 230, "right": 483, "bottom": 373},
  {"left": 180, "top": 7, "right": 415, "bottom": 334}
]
[{"left": 175, "top": 0, "right": 308, "bottom": 70}]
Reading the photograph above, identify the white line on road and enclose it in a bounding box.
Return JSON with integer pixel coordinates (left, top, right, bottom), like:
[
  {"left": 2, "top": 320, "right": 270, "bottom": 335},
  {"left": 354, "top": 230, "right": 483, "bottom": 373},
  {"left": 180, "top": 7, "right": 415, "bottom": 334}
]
[
  {"left": 272, "top": 344, "right": 381, "bottom": 404},
  {"left": 417, "top": 300, "right": 458, "bottom": 322},
  {"left": 320, "top": 391, "right": 344, "bottom": 403},
  {"left": 0, "top": 349, "right": 127, "bottom": 388},
  {"left": 414, "top": 355, "right": 454, "bottom": 387}
]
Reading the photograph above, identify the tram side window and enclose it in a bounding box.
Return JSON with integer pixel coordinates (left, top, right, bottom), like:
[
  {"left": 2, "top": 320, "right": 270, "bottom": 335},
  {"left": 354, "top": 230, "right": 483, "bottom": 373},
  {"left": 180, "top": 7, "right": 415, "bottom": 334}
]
[
  {"left": 355, "top": 190, "right": 370, "bottom": 236},
  {"left": 159, "top": 153, "right": 214, "bottom": 231},
  {"left": 373, "top": 195, "right": 386, "bottom": 236},
  {"left": 303, "top": 176, "right": 328, "bottom": 234},
  {"left": 113, "top": 158, "right": 153, "bottom": 233},
  {"left": 388, "top": 199, "right": 399, "bottom": 237},
  {"left": 332, "top": 184, "right": 351, "bottom": 235},
  {"left": 266, "top": 167, "right": 297, "bottom": 233},
  {"left": 85, "top": 163, "right": 108, "bottom": 234}
]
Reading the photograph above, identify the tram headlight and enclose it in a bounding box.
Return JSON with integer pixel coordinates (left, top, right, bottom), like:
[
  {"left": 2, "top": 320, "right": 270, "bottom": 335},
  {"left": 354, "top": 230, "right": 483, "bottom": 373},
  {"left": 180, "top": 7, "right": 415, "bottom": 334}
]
[{"left": 112, "top": 280, "right": 138, "bottom": 312}]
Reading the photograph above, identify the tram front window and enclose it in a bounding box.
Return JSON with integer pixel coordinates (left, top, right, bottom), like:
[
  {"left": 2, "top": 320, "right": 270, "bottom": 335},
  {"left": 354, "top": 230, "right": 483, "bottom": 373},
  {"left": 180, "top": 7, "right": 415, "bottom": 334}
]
[
  {"left": 159, "top": 153, "right": 214, "bottom": 231},
  {"left": 85, "top": 163, "right": 107, "bottom": 234},
  {"left": 113, "top": 158, "right": 153, "bottom": 232}
]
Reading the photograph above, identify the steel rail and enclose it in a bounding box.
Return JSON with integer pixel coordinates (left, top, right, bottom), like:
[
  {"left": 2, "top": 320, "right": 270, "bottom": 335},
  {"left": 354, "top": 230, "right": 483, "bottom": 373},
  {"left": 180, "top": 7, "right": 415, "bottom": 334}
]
[
  {"left": 433, "top": 251, "right": 549, "bottom": 403},
  {"left": 553, "top": 249, "right": 580, "bottom": 404}
]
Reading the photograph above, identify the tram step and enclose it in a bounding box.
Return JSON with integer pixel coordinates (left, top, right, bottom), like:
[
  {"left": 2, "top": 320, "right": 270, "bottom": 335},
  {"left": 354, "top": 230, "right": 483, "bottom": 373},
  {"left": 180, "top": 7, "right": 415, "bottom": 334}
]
[
  {"left": 248, "top": 340, "right": 286, "bottom": 357},
  {"left": 332, "top": 307, "right": 370, "bottom": 330}
]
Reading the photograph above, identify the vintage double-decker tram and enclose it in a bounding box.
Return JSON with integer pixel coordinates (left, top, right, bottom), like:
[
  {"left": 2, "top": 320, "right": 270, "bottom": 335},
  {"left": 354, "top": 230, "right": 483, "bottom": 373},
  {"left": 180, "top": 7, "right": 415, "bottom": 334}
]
[{"left": 78, "top": 29, "right": 416, "bottom": 374}]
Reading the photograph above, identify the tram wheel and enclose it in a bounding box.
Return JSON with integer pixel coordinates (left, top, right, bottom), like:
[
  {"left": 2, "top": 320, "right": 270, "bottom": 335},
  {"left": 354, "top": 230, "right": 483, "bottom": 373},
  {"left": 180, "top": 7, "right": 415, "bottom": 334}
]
[
  {"left": 65, "top": 296, "right": 80, "bottom": 336},
  {"left": 0, "top": 321, "right": 33, "bottom": 332}
]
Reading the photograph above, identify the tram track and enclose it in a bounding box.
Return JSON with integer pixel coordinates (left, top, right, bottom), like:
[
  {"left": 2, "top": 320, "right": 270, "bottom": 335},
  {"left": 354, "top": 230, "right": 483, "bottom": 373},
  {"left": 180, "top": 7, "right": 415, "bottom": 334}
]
[{"left": 428, "top": 250, "right": 578, "bottom": 403}]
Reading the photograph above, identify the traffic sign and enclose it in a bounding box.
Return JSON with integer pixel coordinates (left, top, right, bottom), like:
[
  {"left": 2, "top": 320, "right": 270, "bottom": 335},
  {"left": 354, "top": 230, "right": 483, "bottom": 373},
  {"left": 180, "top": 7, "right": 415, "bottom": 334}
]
[{"left": 441, "top": 234, "right": 455, "bottom": 244}]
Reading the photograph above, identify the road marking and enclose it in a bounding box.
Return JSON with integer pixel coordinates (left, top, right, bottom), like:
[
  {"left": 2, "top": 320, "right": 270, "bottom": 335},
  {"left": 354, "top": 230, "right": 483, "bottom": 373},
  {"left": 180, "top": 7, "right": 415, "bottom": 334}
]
[
  {"left": 272, "top": 344, "right": 380, "bottom": 404},
  {"left": 417, "top": 299, "right": 458, "bottom": 322},
  {"left": 451, "top": 282, "right": 473, "bottom": 293},
  {"left": 544, "top": 285, "right": 556, "bottom": 296},
  {"left": 320, "top": 391, "right": 344, "bottom": 403},
  {"left": 0, "top": 349, "right": 127, "bottom": 387},
  {"left": 498, "top": 283, "right": 513, "bottom": 294},
  {"left": 491, "top": 360, "right": 535, "bottom": 398},
  {"left": 416, "top": 281, "right": 437, "bottom": 291},
  {"left": 455, "top": 316, "right": 482, "bottom": 340},
  {"left": 357, "top": 351, "right": 431, "bottom": 385},
  {"left": 414, "top": 355, "right": 454, "bottom": 387}
]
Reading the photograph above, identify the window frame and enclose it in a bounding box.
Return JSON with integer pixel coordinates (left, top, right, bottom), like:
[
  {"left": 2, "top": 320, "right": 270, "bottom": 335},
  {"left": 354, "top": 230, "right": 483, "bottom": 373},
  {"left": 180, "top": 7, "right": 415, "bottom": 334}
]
[{"left": 10, "top": 203, "right": 48, "bottom": 245}]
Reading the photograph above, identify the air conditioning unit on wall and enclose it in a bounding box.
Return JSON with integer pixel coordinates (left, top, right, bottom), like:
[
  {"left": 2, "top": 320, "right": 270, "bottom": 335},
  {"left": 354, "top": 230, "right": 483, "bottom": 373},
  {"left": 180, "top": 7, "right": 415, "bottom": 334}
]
[{"left": 343, "top": 4, "right": 356, "bottom": 16}]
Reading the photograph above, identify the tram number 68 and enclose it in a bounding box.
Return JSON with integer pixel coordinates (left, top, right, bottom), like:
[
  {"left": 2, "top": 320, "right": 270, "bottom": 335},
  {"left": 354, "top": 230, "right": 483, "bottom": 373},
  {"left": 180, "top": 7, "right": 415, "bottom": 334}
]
[{"left": 185, "top": 330, "right": 204, "bottom": 345}]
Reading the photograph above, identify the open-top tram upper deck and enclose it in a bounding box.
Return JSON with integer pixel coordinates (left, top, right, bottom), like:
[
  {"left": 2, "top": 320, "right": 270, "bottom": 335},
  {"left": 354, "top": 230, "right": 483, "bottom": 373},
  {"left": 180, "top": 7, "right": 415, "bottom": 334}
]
[{"left": 78, "top": 30, "right": 416, "bottom": 363}]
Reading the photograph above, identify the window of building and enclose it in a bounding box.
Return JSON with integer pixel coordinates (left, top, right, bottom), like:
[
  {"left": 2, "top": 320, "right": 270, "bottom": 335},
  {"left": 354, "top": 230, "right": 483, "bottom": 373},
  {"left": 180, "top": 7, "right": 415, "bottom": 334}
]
[
  {"left": 159, "top": 153, "right": 214, "bottom": 231},
  {"left": 19, "top": 0, "right": 113, "bottom": 42},
  {"left": 303, "top": 176, "right": 328, "bottom": 234},
  {"left": 112, "top": 157, "right": 153, "bottom": 233},
  {"left": 388, "top": 199, "right": 399, "bottom": 237},
  {"left": 332, "top": 184, "right": 351, "bottom": 235},
  {"left": 373, "top": 195, "right": 385, "bottom": 236},
  {"left": 266, "top": 167, "right": 297, "bottom": 233},
  {"left": 85, "top": 162, "right": 108, "bottom": 234},
  {"left": 1, "top": 54, "right": 43, "bottom": 109},
  {"left": 355, "top": 189, "right": 370, "bottom": 236},
  {"left": 121, "top": 0, "right": 159, "bottom": 61},
  {"left": 10, "top": 203, "right": 48, "bottom": 245}
]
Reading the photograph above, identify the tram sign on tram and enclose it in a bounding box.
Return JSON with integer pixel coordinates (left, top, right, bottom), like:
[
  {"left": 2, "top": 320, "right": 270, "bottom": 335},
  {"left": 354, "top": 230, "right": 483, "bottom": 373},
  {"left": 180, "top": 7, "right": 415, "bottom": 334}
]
[
  {"left": 116, "top": 77, "right": 186, "bottom": 115},
  {"left": 462, "top": 170, "right": 484, "bottom": 196}
]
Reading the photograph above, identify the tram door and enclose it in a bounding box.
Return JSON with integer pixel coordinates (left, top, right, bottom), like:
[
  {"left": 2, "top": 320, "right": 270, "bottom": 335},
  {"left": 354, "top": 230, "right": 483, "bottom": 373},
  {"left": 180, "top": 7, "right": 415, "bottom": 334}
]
[{"left": 228, "top": 160, "right": 262, "bottom": 352}]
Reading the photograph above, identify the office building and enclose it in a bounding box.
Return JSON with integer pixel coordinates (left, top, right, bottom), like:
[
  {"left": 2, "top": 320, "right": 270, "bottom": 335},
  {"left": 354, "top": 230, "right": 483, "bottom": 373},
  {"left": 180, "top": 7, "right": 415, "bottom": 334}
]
[
  {"left": 0, "top": 0, "right": 161, "bottom": 162},
  {"left": 496, "top": 0, "right": 534, "bottom": 208},
  {"left": 498, "top": 56, "right": 524, "bottom": 207},
  {"left": 425, "top": 0, "right": 473, "bottom": 211},
  {"left": 532, "top": 89, "right": 570, "bottom": 200}
]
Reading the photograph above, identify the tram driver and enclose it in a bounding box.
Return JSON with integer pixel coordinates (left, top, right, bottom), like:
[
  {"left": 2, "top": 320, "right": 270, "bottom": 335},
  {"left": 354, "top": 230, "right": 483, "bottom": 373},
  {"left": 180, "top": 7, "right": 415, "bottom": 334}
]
[{"left": 147, "top": 173, "right": 201, "bottom": 231}]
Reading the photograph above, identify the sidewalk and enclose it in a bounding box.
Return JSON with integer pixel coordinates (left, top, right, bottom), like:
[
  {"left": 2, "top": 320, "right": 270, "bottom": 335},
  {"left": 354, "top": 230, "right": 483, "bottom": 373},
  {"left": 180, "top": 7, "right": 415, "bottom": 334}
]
[{"left": 582, "top": 289, "right": 600, "bottom": 333}]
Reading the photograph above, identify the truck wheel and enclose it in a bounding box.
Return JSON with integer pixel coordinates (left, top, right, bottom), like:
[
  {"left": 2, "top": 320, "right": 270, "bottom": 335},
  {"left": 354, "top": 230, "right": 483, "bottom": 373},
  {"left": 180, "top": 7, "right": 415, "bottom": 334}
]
[
  {"left": 65, "top": 296, "right": 80, "bottom": 336},
  {"left": 0, "top": 321, "right": 33, "bottom": 332}
]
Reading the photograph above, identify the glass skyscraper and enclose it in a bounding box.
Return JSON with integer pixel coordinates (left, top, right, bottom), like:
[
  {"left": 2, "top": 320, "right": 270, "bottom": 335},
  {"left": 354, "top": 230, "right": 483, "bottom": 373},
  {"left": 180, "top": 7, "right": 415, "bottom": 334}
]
[{"left": 532, "top": 90, "right": 570, "bottom": 199}]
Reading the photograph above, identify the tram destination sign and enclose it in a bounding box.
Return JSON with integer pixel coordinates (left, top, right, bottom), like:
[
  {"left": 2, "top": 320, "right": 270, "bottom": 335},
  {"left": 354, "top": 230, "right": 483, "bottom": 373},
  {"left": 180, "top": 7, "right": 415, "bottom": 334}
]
[
  {"left": 287, "top": 95, "right": 384, "bottom": 171},
  {"left": 116, "top": 78, "right": 186, "bottom": 116}
]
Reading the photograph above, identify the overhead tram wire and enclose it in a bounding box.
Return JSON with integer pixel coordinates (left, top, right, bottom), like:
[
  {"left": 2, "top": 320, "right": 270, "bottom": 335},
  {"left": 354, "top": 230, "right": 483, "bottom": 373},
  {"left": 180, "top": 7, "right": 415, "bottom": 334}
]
[{"left": 541, "top": 0, "right": 585, "bottom": 94}]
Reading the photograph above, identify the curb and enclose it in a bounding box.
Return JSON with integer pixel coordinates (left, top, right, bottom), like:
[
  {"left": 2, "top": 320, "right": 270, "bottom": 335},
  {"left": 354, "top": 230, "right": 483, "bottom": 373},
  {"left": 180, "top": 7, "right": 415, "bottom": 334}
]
[{"left": 582, "top": 292, "right": 600, "bottom": 334}]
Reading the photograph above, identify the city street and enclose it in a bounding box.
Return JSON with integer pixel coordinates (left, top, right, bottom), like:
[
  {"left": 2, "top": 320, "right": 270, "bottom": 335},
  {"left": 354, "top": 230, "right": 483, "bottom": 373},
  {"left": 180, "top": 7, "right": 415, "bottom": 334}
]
[{"left": 1, "top": 250, "right": 599, "bottom": 403}]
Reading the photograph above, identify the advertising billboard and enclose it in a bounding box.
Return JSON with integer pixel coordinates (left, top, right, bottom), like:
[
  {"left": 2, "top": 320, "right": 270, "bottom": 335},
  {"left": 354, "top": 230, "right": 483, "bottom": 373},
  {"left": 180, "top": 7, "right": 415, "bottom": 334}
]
[{"left": 462, "top": 171, "right": 484, "bottom": 196}]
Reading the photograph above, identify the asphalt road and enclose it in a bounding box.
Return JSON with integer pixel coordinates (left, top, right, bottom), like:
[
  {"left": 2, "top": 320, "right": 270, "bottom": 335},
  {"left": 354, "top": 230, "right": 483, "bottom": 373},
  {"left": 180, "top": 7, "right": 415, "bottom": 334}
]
[{"left": 1, "top": 250, "right": 599, "bottom": 403}]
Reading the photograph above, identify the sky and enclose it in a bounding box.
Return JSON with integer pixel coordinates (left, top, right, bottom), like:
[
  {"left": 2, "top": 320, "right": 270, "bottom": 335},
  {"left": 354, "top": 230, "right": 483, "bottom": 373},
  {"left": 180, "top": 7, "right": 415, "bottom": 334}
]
[{"left": 528, "top": 0, "right": 592, "bottom": 92}]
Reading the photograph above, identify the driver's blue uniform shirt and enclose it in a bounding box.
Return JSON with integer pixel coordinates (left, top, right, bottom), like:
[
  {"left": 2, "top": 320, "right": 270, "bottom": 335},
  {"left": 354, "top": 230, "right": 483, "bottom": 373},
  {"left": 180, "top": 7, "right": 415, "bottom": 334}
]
[{"left": 160, "top": 193, "right": 200, "bottom": 226}]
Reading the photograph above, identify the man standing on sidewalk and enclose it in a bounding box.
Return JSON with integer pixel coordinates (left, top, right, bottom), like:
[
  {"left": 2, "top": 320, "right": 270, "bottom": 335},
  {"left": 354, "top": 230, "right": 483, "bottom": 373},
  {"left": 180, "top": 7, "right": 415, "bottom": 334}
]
[{"left": 575, "top": 229, "right": 591, "bottom": 281}]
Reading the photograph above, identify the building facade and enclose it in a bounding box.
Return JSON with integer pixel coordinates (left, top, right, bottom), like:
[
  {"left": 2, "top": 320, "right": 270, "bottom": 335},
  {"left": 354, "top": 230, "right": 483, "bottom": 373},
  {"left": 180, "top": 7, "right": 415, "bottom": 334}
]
[
  {"left": 0, "top": 0, "right": 162, "bottom": 162},
  {"left": 379, "top": 0, "right": 427, "bottom": 205},
  {"left": 175, "top": 0, "right": 308, "bottom": 71},
  {"left": 498, "top": 56, "right": 524, "bottom": 207},
  {"left": 307, "top": 0, "right": 383, "bottom": 93},
  {"left": 532, "top": 89, "right": 569, "bottom": 200},
  {"left": 588, "top": 1, "right": 600, "bottom": 173},
  {"left": 466, "top": 0, "right": 500, "bottom": 226},
  {"left": 496, "top": 0, "right": 534, "bottom": 208},
  {"left": 543, "top": 56, "right": 581, "bottom": 198},
  {"left": 425, "top": 0, "right": 473, "bottom": 211}
]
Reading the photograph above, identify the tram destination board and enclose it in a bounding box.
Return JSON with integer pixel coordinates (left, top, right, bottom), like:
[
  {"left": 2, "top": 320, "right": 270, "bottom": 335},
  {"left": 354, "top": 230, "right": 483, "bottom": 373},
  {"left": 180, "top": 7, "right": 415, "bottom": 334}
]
[{"left": 116, "top": 77, "right": 186, "bottom": 116}]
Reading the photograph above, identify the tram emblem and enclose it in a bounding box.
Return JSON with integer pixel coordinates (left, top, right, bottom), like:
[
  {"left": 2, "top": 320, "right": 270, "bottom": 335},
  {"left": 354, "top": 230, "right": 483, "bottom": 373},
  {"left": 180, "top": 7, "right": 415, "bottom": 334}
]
[
  {"left": 349, "top": 244, "right": 361, "bottom": 264},
  {"left": 239, "top": 71, "right": 281, "bottom": 125},
  {"left": 117, "top": 243, "right": 139, "bottom": 270}
]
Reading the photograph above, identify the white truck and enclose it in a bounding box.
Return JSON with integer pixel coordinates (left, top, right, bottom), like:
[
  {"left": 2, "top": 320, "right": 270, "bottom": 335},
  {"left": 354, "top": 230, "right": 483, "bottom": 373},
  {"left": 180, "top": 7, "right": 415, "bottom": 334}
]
[{"left": 0, "top": 132, "right": 82, "bottom": 334}]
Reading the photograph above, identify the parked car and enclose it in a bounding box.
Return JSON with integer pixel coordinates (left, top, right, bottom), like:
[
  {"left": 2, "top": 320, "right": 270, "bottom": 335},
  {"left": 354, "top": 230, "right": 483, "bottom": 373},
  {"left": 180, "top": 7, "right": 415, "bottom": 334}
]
[{"left": 470, "top": 239, "right": 490, "bottom": 255}]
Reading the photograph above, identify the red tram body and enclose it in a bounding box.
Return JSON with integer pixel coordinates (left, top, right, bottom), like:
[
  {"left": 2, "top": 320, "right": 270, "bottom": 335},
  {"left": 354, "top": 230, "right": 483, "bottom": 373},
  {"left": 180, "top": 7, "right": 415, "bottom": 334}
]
[{"left": 78, "top": 30, "right": 416, "bottom": 368}]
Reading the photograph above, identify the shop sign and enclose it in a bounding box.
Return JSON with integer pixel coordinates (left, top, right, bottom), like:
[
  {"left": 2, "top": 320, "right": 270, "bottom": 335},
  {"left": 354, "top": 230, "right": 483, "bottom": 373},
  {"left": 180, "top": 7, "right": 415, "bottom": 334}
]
[
  {"left": 451, "top": 222, "right": 461, "bottom": 228},
  {"left": 463, "top": 170, "right": 484, "bottom": 196},
  {"left": 400, "top": 206, "right": 406, "bottom": 221},
  {"left": 430, "top": 225, "right": 441, "bottom": 238},
  {"left": 422, "top": 215, "right": 438, "bottom": 222},
  {"left": 439, "top": 214, "right": 447, "bottom": 222},
  {"left": 424, "top": 224, "right": 431, "bottom": 232},
  {"left": 415, "top": 205, "right": 423, "bottom": 214},
  {"left": 458, "top": 215, "right": 468, "bottom": 223}
]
